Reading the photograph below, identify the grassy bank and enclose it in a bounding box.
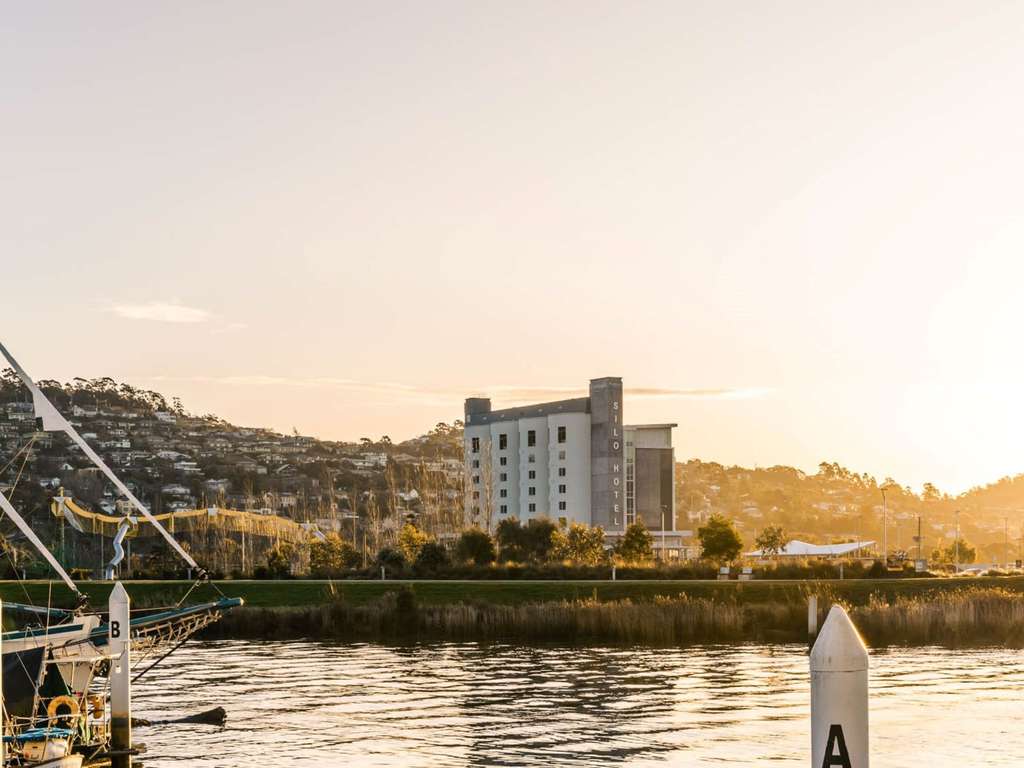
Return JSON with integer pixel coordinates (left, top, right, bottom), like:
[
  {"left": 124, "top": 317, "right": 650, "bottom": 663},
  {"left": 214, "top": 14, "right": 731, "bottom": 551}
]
[
  {"left": 8, "top": 575, "right": 1024, "bottom": 609},
  {"left": 7, "top": 579, "right": 1024, "bottom": 646}
]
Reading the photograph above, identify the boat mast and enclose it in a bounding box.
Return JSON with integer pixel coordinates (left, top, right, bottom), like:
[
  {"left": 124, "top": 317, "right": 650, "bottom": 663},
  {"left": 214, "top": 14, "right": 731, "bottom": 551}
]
[{"left": 0, "top": 341, "right": 205, "bottom": 577}]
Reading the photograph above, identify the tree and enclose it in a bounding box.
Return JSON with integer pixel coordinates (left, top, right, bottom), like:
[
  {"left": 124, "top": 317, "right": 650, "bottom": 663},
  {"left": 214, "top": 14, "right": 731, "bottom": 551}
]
[
  {"left": 413, "top": 541, "right": 450, "bottom": 572},
  {"left": 397, "top": 523, "right": 430, "bottom": 562},
  {"left": 523, "top": 518, "right": 559, "bottom": 562},
  {"left": 376, "top": 546, "right": 406, "bottom": 570},
  {"left": 698, "top": 514, "right": 743, "bottom": 564},
  {"left": 454, "top": 528, "right": 496, "bottom": 566},
  {"left": 754, "top": 524, "right": 787, "bottom": 559},
  {"left": 310, "top": 534, "right": 360, "bottom": 576},
  {"left": 495, "top": 517, "right": 526, "bottom": 562},
  {"left": 932, "top": 538, "right": 977, "bottom": 565},
  {"left": 553, "top": 523, "right": 607, "bottom": 565},
  {"left": 616, "top": 522, "right": 654, "bottom": 565},
  {"left": 494, "top": 517, "right": 560, "bottom": 563},
  {"left": 265, "top": 542, "right": 295, "bottom": 578}
]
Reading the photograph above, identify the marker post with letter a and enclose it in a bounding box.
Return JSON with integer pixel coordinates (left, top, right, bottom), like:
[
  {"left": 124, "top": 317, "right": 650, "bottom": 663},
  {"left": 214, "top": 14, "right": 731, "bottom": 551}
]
[
  {"left": 109, "top": 582, "right": 132, "bottom": 767},
  {"left": 810, "top": 605, "right": 868, "bottom": 768}
]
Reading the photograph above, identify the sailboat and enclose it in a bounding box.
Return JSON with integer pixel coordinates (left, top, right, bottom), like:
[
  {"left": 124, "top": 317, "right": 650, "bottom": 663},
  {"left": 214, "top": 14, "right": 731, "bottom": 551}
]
[{"left": 0, "top": 341, "right": 244, "bottom": 764}]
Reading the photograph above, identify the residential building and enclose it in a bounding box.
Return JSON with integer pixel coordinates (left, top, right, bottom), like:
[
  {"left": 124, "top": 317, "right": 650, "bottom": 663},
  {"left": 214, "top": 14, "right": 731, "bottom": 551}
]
[{"left": 462, "top": 377, "right": 677, "bottom": 534}]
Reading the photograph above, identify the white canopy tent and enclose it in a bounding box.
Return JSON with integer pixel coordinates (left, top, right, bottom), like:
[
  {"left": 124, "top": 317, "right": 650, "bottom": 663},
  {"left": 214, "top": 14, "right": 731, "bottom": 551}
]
[{"left": 746, "top": 540, "right": 874, "bottom": 558}]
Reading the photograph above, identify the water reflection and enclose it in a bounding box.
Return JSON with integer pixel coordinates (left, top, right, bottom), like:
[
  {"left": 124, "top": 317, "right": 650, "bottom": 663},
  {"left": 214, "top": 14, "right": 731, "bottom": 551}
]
[{"left": 131, "top": 641, "right": 1024, "bottom": 767}]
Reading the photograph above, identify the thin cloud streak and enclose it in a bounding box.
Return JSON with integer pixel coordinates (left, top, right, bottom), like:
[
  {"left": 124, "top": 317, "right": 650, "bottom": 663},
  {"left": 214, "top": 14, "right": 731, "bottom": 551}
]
[
  {"left": 109, "top": 302, "right": 211, "bottom": 324},
  {"left": 137, "top": 375, "right": 770, "bottom": 405}
]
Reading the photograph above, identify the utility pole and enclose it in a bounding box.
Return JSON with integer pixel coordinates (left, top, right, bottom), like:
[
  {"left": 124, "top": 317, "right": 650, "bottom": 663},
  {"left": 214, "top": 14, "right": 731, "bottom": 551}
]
[
  {"left": 1006, "top": 517, "right": 1010, "bottom": 570},
  {"left": 880, "top": 485, "right": 889, "bottom": 567},
  {"left": 916, "top": 515, "right": 922, "bottom": 567},
  {"left": 954, "top": 509, "right": 960, "bottom": 573}
]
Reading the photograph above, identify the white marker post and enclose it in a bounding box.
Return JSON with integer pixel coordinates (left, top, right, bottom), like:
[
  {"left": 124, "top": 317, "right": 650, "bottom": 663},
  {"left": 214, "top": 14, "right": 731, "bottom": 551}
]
[
  {"left": 810, "top": 605, "right": 868, "bottom": 768},
  {"left": 109, "top": 583, "right": 132, "bottom": 768}
]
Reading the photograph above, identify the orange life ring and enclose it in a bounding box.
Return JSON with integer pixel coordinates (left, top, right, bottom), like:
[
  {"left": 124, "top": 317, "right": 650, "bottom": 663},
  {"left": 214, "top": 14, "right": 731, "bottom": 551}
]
[{"left": 47, "top": 695, "right": 80, "bottom": 724}]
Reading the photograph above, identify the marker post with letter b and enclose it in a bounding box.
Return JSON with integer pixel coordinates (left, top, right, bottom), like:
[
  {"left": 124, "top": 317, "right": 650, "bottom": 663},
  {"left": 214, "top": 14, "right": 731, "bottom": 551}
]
[{"left": 109, "top": 582, "right": 132, "bottom": 768}]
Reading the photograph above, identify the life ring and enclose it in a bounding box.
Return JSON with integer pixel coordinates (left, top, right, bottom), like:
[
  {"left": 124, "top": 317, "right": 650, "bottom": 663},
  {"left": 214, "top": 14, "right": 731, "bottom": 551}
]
[{"left": 47, "top": 695, "right": 80, "bottom": 724}]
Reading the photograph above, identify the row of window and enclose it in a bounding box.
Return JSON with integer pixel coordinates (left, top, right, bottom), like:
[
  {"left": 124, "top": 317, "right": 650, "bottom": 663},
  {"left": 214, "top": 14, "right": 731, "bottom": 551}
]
[
  {"left": 472, "top": 453, "right": 567, "bottom": 467},
  {"left": 470, "top": 427, "right": 569, "bottom": 454},
  {"left": 474, "top": 475, "right": 568, "bottom": 486},
  {"left": 498, "top": 501, "right": 567, "bottom": 514}
]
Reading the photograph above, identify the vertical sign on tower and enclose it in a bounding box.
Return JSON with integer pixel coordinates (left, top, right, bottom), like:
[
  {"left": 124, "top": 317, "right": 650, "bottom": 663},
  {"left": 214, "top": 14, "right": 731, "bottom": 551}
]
[{"left": 589, "top": 377, "right": 625, "bottom": 530}]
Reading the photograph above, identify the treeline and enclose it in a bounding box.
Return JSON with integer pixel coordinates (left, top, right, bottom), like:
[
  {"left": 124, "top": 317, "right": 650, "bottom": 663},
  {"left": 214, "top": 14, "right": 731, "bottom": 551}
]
[{"left": 0, "top": 369, "right": 183, "bottom": 414}]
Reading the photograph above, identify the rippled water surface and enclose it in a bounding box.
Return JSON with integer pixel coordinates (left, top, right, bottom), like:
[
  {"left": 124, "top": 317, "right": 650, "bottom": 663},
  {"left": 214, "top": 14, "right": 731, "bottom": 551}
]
[{"left": 133, "top": 641, "right": 1024, "bottom": 766}]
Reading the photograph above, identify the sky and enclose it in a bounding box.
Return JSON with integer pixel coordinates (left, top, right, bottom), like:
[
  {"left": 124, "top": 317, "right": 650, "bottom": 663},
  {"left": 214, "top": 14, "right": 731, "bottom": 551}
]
[{"left": 4, "top": 1, "right": 1024, "bottom": 494}]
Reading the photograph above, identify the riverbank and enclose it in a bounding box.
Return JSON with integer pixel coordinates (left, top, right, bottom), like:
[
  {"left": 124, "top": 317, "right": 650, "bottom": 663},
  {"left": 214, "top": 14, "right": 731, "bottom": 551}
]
[
  {"left": 6, "top": 575, "right": 1024, "bottom": 609},
  {"left": 6, "top": 578, "right": 1024, "bottom": 646},
  {"left": 200, "top": 585, "right": 1024, "bottom": 646}
]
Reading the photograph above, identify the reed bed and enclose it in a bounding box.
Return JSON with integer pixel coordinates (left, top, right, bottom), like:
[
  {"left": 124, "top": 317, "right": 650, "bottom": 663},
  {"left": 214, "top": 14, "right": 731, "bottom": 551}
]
[
  {"left": 203, "top": 585, "right": 1024, "bottom": 647},
  {"left": 850, "top": 587, "right": 1024, "bottom": 646}
]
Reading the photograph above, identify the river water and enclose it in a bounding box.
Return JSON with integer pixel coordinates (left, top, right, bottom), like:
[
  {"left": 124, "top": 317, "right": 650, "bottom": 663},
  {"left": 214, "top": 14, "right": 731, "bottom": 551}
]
[{"left": 133, "top": 640, "right": 1022, "bottom": 766}]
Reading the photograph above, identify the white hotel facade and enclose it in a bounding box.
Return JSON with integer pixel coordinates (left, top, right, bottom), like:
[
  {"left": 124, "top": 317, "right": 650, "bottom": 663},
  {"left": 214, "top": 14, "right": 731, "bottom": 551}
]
[{"left": 463, "top": 377, "right": 678, "bottom": 538}]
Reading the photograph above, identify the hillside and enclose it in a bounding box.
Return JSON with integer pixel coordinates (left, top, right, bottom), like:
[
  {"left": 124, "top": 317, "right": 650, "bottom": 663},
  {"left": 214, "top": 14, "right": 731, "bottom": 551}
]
[
  {"left": 678, "top": 460, "right": 1024, "bottom": 562},
  {"left": 1, "top": 371, "right": 1023, "bottom": 570}
]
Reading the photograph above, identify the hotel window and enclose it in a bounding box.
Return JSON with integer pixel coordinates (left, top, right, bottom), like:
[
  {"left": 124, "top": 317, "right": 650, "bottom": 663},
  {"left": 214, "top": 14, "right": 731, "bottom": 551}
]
[
  {"left": 558, "top": 467, "right": 566, "bottom": 477},
  {"left": 528, "top": 454, "right": 536, "bottom": 464},
  {"left": 472, "top": 475, "right": 480, "bottom": 485},
  {"left": 528, "top": 503, "right": 536, "bottom": 512},
  {"left": 528, "top": 486, "right": 536, "bottom": 496},
  {"left": 473, "top": 505, "right": 480, "bottom": 515},
  {"left": 558, "top": 501, "right": 567, "bottom": 512},
  {"left": 527, "top": 429, "right": 536, "bottom": 447},
  {"left": 557, "top": 426, "right": 567, "bottom": 443},
  {"left": 558, "top": 450, "right": 566, "bottom": 460},
  {"left": 472, "top": 459, "right": 480, "bottom": 469},
  {"left": 558, "top": 484, "right": 566, "bottom": 494},
  {"left": 499, "top": 433, "right": 508, "bottom": 450},
  {"left": 500, "top": 489, "right": 508, "bottom": 498},
  {"left": 500, "top": 472, "right": 508, "bottom": 482},
  {"left": 500, "top": 504, "right": 508, "bottom": 514},
  {"left": 528, "top": 470, "right": 536, "bottom": 479},
  {"left": 500, "top": 456, "right": 508, "bottom": 466},
  {"left": 471, "top": 437, "right": 480, "bottom": 453},
  {"left": 472, "top": 491, "right": 480, "bottom": 500}
]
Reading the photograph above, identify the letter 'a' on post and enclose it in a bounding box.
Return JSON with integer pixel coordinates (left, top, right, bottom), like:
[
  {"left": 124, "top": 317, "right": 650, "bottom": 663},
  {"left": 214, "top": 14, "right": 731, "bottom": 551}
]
[{"left": 810, "top": 605, "right": 868, "bottom": 768}]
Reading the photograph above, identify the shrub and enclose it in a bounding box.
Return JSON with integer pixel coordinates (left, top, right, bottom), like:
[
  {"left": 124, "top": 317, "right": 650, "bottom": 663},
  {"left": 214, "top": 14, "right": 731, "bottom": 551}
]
[
  {"left": 616, "top": 522, "right": 654, "bottom": 565},
  {"left": 398, "top": 523, "right": 430, "bottom": 562},
  {"left": 414, "top": 542, "right": 450, "bottom": 573},
  {"left": 376, "top": 547, "right": 407, "bottom": 571},
  {"left": 455, "top": 528, "right": 497, "bottom": 566},
  {"left": 697, "top": 514, "right": 743, "bottom": 564}
]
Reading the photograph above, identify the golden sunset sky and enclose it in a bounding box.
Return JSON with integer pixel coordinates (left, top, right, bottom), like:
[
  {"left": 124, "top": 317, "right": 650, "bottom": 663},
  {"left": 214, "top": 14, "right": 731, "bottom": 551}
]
[{"left": 4, "top": 2, "right": 1023, "bottom": 493}]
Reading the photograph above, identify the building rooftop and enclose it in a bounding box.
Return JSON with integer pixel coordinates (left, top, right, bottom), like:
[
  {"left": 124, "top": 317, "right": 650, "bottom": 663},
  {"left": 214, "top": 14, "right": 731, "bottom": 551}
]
[{"left": 464, "top": 396, "right": 591, "bottom": 426}]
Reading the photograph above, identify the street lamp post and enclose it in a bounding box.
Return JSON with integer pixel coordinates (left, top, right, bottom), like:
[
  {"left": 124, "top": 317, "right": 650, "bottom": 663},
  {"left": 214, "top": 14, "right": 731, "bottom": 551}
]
[
  {"left": 880, "top": 485, "right": 890, "bottom": 567},
  {"left": 954, "top": 509, "right": 960, "bottom": 573},
  {"left": 660, "top": 505, "right": 669, "bottom": 562}
]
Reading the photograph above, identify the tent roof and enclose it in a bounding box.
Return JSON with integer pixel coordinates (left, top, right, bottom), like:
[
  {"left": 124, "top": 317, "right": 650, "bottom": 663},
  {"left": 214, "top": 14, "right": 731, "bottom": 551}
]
[{"left": 746, "top": 539, "right": 874, "bottom": 557}]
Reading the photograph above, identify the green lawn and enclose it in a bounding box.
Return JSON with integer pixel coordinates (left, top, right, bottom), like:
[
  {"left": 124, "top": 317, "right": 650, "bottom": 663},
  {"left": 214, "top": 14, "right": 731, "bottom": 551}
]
[{"left": 2, "top": 575, "right": 1023, "bottom": 611}]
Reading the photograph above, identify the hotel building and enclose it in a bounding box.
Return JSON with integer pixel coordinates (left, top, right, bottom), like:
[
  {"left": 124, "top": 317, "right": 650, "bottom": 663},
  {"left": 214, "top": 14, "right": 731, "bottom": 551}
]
[{"left": 463, "top": 377, "right": 677, "bottom": 539}]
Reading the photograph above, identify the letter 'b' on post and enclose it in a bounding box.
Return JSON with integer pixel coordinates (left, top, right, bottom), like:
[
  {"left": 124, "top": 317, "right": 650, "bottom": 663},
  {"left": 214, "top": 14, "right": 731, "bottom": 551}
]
[
  {"left": 810, "top": 605, "right": 868, "bottom": 768},
  {"left": 109, "top": 582, "right": 132, "bottom": 768}
]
